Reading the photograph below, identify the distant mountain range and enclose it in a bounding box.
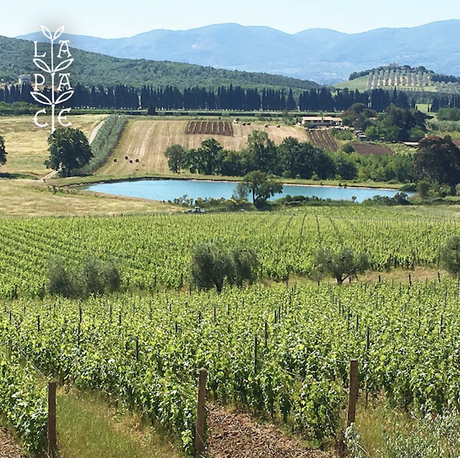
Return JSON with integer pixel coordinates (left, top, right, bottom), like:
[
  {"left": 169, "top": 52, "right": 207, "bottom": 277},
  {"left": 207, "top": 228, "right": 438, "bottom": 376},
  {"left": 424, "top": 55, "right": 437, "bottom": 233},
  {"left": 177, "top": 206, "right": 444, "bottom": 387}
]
[
  {"left": 0, "top": 36, "right": 317, "bottom": 91},
  {"left": 19, "top": 20, "right": 460, "bottom": 84}
]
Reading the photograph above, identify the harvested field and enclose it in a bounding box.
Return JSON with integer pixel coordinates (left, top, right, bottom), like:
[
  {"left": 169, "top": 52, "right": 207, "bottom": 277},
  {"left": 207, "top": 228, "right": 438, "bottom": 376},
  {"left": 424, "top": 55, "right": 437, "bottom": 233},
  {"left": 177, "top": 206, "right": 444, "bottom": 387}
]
[
  {"left": 350, "top": 142, "right": 394, "bottom": 156},
  {"left": 185, "top": 121, "right": 233, "bottom": 136},
  {"left": 98, "top": 119, "right": 308, "bottom": 176},
  {"left": 0, "top": 114, "right": 107, "bottom": 176},
  {"left": 206, "top": 403, "right": 329, "bottom": 458},
  {"left": 306, "top": 129, "right": 338, "bottom": 151}
]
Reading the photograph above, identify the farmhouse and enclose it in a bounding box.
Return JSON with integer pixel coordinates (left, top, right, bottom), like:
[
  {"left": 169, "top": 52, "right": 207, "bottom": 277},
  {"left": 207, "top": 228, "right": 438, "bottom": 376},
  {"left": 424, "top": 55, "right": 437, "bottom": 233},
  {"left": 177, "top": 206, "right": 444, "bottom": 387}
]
[
  {"left": 18, "top": 74, "right": 31, "bottom": 85},
  {"left": 302, "top": 116, "right": 342, "bottom": 128}
]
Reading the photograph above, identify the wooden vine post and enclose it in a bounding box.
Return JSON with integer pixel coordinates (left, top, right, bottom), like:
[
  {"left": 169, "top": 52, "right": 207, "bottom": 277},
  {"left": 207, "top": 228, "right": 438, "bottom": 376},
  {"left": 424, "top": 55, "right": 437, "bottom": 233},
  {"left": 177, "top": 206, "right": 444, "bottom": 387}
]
[
  {"left": 339, "top": 359, "right": 359, "bottom": 458},
  {"left": 48, "top": 381, "right": 57, "bottom": 457},
  {"left": 195, "top": 368, "right": 207, "bottom": 456},
  {"left": 347, "top": 359, "right": 358, "bottom": 426}
]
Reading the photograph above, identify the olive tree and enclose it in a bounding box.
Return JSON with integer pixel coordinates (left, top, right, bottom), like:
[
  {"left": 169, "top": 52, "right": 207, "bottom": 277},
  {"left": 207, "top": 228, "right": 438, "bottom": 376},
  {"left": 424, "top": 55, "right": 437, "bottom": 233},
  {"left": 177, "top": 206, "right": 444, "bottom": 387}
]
[
  {"left": 190, "top": 243, "right": 259, "bottom": 292},
  {"left": 314, "top": 246, "right": 369, "bottom": 284},
  {"left": 440, "top": 235, "right": 460, "bottom": 277}
]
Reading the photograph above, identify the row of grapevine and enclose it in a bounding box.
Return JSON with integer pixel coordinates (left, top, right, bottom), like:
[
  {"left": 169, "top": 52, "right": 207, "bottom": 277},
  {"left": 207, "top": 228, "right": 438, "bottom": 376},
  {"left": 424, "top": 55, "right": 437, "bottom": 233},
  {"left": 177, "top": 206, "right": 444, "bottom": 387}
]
[
  {"left": 78, "top": 114, "right": 127, "bottom": 173},
  {"left": 0, "top": 208, "right": 457, "bottom": 298},
  {"left": 0, "top": 350, "right": 47, "bottom": 453},
  {"left": 2, "top": 278, "right": 460, "bottom": 451}
]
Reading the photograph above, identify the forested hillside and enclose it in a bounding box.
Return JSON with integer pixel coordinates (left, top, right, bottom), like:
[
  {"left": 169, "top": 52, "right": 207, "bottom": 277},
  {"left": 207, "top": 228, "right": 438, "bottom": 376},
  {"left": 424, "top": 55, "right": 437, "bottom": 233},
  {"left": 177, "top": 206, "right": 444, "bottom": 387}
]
[{"left": 0, "top": 36, "right": 318, "bottom": 91}]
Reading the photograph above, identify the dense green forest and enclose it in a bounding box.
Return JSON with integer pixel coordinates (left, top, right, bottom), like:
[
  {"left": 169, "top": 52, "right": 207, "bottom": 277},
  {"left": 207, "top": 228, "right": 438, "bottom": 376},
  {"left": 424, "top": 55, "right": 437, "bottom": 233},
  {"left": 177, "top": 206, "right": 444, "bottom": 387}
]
[
  {"left": 0, "top": 36, "right": 318, "bottom": 91},
  {"left": 0, "top": 82, "right": 415, "bottom": 113}
]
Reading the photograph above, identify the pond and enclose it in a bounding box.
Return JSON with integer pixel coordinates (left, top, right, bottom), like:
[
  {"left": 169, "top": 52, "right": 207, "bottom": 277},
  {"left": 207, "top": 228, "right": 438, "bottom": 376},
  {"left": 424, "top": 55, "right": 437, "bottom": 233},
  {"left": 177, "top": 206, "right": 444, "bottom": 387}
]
[{"left": 85, "top": 179, "right": 411, "bottom": 203}]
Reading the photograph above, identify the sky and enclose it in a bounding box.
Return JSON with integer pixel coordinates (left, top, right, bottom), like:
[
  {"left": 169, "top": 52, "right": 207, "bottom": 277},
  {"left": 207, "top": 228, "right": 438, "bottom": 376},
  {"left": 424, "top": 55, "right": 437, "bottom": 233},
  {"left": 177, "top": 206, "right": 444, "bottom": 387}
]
[{"left": 3, "top": 0, "right": 460, "bottom": 38}]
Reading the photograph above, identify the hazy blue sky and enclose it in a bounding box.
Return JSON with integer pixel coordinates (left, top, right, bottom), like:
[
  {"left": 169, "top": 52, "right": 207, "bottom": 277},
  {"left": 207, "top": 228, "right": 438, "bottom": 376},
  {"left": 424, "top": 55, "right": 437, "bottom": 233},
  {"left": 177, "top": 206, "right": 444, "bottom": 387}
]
[{"left": 4, "top": 0, "right": 460, "bottom": 38}]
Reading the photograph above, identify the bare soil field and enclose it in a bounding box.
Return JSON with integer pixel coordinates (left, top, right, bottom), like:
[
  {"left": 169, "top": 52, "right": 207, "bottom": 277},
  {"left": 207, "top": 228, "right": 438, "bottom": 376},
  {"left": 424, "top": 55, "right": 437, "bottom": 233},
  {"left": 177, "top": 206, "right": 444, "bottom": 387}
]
[
  {"left": 0, "top": 114, "right": 107, "bottom": 176},
  {"left": 98, "top": 120, "right": 308, "bottom": 176},
  {"left": 306, "top": 129, "right": 338, "bottom": 152},
  {"left": 350, "top": 142, "right": 394, "bottom": 156}
]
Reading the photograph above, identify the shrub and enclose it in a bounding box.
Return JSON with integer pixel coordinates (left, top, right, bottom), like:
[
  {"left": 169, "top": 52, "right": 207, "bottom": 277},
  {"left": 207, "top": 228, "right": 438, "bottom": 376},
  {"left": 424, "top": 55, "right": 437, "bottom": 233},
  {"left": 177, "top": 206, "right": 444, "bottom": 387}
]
[
  {"left": 229, "top": 248, "right": 259, "bottom": 287},
  {"left": 47, "top": 257, "right": 75, "bottom": 297},
  {"left": 190, "top": 243, "right": 259, "bottom": 292},
  {"left": 47, "top": 256, "right": 121, "bottom": 298},
  {"left": 313, "top": 246, "right": 369, "bottom": 284},
  {"left": 417, "top": 181, "right": 430, "bottom": 198},
  {"left": 440, "top": 235, "right": 460, "bottom": 277}
]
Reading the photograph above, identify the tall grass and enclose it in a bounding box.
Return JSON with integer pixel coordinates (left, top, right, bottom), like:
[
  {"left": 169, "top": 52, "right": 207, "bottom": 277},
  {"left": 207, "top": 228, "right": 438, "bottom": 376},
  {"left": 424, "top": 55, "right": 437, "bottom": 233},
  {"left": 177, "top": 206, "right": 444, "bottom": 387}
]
[
  {"left": 57, "top": 389, "right": 180, "bottom": 458},
  {"left": 80, "top": 114, "right": 127, "bottom": 173},
  {"left": 350, "top": 403, "right": 460, "bottom": 458}
]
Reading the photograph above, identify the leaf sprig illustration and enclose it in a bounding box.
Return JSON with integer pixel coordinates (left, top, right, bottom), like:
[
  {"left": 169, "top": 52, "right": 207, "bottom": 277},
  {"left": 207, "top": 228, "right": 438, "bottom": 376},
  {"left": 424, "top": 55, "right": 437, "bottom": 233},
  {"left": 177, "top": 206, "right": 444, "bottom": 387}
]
[{"left": 31, "top": 25, "right": 74, "bottom": 132}]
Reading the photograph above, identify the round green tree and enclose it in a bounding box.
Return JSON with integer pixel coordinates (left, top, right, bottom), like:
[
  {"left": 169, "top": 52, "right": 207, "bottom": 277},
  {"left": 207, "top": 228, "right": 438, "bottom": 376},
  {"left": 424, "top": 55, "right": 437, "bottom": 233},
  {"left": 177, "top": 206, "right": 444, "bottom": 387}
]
[{"left": 45, "top": 128, "right": 92, "bottom": 177}]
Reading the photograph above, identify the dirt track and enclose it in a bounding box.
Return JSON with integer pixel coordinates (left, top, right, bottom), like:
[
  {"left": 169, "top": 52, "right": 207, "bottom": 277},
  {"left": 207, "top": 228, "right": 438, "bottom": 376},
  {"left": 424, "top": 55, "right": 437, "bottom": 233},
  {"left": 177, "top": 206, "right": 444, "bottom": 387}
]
[
  {"left": 0, "top": 427, "right": 23, "bottom": 458},
  {"left": 98, "top": 120, "right": 308, "bottom": 176},
  {"left": 206, "top": 403, "right": 331, "bottom": 458}
]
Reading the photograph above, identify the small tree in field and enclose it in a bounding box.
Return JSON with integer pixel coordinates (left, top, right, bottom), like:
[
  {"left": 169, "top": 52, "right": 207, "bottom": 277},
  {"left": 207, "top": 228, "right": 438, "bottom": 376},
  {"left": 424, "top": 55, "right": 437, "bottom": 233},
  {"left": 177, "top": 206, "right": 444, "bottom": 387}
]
[
  {"left": 314, "top": 247, "right": 369, "bottom": 284},
  {"left": 0, "top": 135, "right": 7, "bottom": 167},
  {"left": 229, "top": 247, "right": 259, "bottom": 287},
  {"left": 190, "top": 243, "right": 233, "bottom": 293},
  {"left": 440, "top": 235, "right": 460, "bottom": 277},
  {"left": 190, "top": 243, "right": 259, "bottom": 292}
]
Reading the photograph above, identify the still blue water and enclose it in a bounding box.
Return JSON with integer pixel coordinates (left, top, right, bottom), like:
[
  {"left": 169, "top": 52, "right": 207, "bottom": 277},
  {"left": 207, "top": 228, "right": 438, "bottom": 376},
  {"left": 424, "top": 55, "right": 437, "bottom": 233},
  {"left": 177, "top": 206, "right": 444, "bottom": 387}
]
[{"left": 85, "top": 179, "right": 410, "bottom": 203}]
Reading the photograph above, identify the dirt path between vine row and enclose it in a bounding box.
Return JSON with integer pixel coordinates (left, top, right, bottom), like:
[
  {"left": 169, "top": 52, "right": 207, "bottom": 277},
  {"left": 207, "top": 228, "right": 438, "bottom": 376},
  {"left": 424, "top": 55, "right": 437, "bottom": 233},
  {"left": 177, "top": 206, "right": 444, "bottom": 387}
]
[
  {"left": 0, "top": 427, "right": 23, "bottom": 458},
  {"left": 206, "top": 403, "right": 331, "bottom": 458}
]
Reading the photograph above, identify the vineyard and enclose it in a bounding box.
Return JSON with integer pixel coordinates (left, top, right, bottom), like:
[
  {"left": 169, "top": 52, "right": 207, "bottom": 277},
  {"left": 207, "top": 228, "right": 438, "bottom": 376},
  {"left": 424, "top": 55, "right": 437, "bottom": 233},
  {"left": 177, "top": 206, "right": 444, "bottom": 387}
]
[
  {"left": 2, "top": 274, "right": 460, "bottom": 453},
  {"left": 366, "top": 67, "right": 460, "bottom": 94},
  {"left": 350, "top": 142, "right": 394, "bottom": 156},
  {"left": 1, "top": 207, "right": 460, "bottom": 455},
  {"left": 185, "top": 121, "right": 234, "bottom": 136},
  {"left": 0, "top": 207, "right": 455, "bottom": 299},
  {"left": 307, "top": 129, "right": 338, "bottom": 151}
]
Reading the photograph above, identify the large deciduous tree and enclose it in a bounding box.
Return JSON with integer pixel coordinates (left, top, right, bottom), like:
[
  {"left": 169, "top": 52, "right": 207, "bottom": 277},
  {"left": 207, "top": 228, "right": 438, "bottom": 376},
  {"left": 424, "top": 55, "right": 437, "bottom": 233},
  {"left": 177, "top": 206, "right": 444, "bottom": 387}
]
[
  {"left": 246, "top": 130, "right": 278, "bottom": 174},
  {"left": 186, "top": 138, "right": 223, "bottom": 175},
  {"left": 45, "top": 128, "right": 92, "bottom": 177},
  {"left": 243, "top": 171, "right": 283, "bottom": 206},
  {"left": 165, "top": 144, "right": 186, "bottom": 173},
  {"left": 414, "top": 135, "right": 460, "bottom": 187}
]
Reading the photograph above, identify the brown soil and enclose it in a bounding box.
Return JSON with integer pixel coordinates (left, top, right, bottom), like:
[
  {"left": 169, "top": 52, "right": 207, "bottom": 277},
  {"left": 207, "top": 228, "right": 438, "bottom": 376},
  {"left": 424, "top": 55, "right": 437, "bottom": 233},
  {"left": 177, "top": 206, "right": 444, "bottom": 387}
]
[
  {"left": 0, "top": 428, "right": 23, "bottom": 458},
  {"left": 205, "top": 403, "right": 330, "bottom": 458},
  {"left": 350, "top": 142, "right": 393, "bottom": 156}
]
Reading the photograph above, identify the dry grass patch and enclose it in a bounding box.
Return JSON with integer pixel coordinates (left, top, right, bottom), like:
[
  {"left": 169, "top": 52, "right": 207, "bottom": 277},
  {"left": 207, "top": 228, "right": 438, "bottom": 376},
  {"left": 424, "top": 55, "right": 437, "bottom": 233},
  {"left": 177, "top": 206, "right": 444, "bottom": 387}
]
[
  {"left": 0, "top": 114, "right": 106, "bottom": 176},
  {"left": 0, "top": 179, "right": 176, "bottom": 217}
]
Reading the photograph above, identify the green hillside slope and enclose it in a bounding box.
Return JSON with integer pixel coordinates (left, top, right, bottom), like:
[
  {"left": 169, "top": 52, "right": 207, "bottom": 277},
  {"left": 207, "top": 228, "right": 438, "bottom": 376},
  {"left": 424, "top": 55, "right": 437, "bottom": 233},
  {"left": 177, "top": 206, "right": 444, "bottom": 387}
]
[{"left": 0, "top": 36, "right": 318, "bottom": 91}]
